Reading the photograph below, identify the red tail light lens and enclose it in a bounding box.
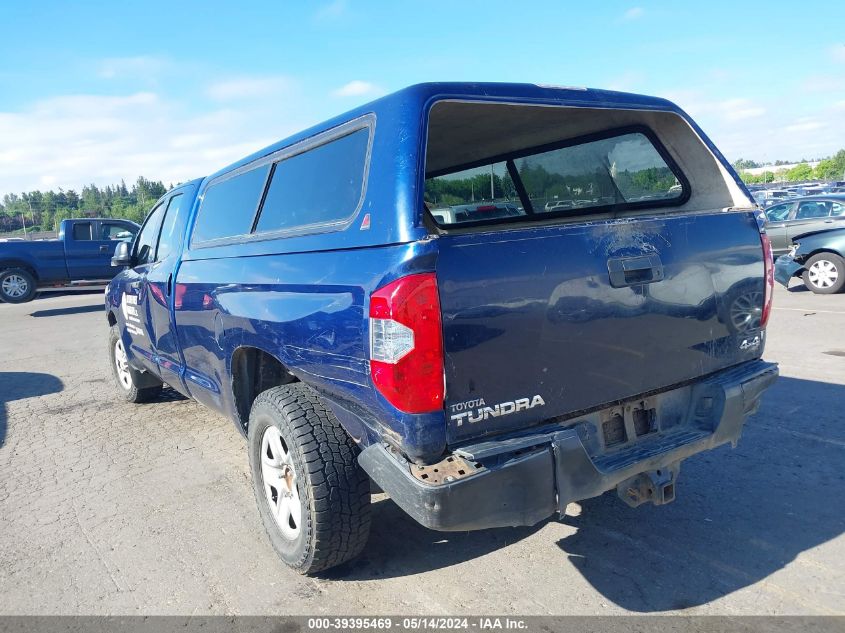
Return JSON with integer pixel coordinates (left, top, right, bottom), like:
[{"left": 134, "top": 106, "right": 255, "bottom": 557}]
[
  {"left": 369, "top": 273, "right": 444, "bottom": 413},
  {"left": 760, "top": 233, "right": 774, "bottom": 328}
]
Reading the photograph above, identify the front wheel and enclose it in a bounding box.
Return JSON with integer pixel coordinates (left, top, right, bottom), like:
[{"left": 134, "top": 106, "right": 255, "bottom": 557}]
[
  {"left": 248, "top": 383, "right": 371, "bottom": 575},
  {"left": 802, "top": 253, "right": 845, "bottom": 294},
  {"left": 0, "top": 268, "right": 37, "bottom": 303},
  {"left": 108, "top": 325, "right": 163, "bottom": 403}
]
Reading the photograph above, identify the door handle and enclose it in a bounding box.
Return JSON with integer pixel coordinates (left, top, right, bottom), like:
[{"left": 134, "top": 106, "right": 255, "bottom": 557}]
[
  {"left": 99, "top": 244, "right": 110, "bottom": 253},
  {"left": 166, "top": 273, "right": 173, "bottom": 297},
  {"left": 607, "top": 254, "right": 664, "bottom": 288}
]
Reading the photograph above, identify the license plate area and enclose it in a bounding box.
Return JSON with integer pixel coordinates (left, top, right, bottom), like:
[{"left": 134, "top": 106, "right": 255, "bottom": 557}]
[{"left": 574, "top": 387, "right": 692, "bottom": 464}]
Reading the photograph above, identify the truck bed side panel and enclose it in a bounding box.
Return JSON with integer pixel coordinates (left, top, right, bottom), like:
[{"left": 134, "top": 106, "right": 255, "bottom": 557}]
[
  {"left": 173, "top": 239, "right": 447, "bottom": 460},
  {"left": 0, "top": 241, "right": 70, "bottom": 283}
]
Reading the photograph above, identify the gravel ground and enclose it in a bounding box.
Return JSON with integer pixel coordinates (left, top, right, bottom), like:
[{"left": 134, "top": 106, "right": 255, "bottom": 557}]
[{"left": 0, "top": 283, "right": 842, "bottom": 615}]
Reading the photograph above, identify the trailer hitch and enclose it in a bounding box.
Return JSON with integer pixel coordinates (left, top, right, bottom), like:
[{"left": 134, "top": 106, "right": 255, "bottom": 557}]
[{"left": 617, "top": 463, "right": 680, "bottom": 507}]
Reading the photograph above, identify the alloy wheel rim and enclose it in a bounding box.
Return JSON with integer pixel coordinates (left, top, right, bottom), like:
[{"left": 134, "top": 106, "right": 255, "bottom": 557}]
[
  {"left": 1, "top": 274, "right": 28, "bottom": 298},
  {"left": 114, "top": 339, "right": 132, "bottom": 390},
  {"left": 260, "top": 426, "right": 302, "bottom": 540},
  {"left": 808, "top": 260, "right": 838, "bottom": 288}
]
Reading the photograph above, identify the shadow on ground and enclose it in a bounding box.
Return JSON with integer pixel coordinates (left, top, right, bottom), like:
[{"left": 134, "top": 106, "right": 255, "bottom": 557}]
[
  {"left": 322, "top": 497, "right": 546, "bottom": 580},
  {"left": 329, "top": 377, "right": 843, "bottom": 613},
  {"left": 30, "top": 304, "right": 105, "bottom": 318},
  {"left": 0, "top": 372, "right": 64, "bottom": 447},
  {"left": 556, "top": 376, "right": 844, "bottom": 612}
]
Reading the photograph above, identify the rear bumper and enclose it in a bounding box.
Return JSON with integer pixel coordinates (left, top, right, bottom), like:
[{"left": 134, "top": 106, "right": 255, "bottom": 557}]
[
  {"left": 775, "top": 254, "right": 804, "bottom": 286},
  {"left": 359, "top": 360, "right": 778, "bottom": 531}
]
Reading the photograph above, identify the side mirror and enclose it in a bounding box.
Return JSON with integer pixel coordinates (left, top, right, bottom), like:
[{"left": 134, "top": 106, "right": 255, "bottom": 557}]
[{"left": 111, "top": 241, "right": 134, "bottom": 267}]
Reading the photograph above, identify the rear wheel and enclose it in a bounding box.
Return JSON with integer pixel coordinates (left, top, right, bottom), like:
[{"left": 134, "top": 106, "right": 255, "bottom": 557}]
[
  {"left": 108, "top": 325, "right": 163, "bottom": 403},
  {"left": 802, "top": 253, "right": 845, "bottom": 294},
  {"left": 248, "top": 383, "right": 371, "bottom": 575},
  {"left": 0, "top": 268, "right": 37, "bottom": 303}
]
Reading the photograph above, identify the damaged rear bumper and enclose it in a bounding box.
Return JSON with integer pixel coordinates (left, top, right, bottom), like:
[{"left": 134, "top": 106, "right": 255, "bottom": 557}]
[
  {"left": 775, "top": 254, "right": 804, "bottom": 286},
  {"left": 358, "top": 360, "right": 778, "bottom": 531}
]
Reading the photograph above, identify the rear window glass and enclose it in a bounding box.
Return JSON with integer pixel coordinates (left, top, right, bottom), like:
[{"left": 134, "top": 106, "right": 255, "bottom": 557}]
[
  {"left": 72, "top": 222, "right": 92, "bottom": 240},
  {"left": 425, "top": 131, "right": 686, "bottom": 227},
  {"left": 255, "top": 127, "right": 369, "bottom": 234},
  {"left": 192, "top": 165, "right": 270, "bottom": 244}
]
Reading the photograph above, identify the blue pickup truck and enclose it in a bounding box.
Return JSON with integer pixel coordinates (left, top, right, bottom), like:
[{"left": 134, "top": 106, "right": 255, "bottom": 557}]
[
  {"left": 106, "top": 82, "right": 778, "bottom": 574},
  {"left": 0, "top": 218, "right": 138, "bottom": 303}
]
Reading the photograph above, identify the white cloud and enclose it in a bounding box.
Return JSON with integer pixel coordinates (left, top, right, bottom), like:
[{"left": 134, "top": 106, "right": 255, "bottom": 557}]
[
  {"left": 622, "top": 7, "right": 644, "bottom": 21},
  {"left": 664, "top": 88, "right": 843, "bottom": 162},
  {"left": 719, "top": 98, "right": 766, "bottom": 121},
  {"left": 829, "top": 43, "right": 845, "bottom": 63},
  {"left": 206, "top": 75, "right": 292, "bottom": 101},
  {"left": 97, "top": 55, "right": 168, "bottom": 81},
  {"left": 0, "top": 89, "right": 310, "bottom": 196},
  {"left": 315, "top": 0, "right": 347, "bottom": 20},
  {"left": 606, "top": 71, "right": 646, "bottom": 92},
  {"left": 332, "top": 80, "right": 383, "bottom": 98},
  {"left": 664, "top": 93, "right": 765, "bottom": 122},
  {"left": 785, "top": 118, "right": 824, "bottom": 133}
]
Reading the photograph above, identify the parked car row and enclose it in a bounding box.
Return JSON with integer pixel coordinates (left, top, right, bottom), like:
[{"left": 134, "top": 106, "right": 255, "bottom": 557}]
[
  {"left": 763, "top": 194, "right": 845, "bottom": 294},
  {"left": 764, "top": 195, "right": 845, "bottom": 255},
  {"left": 750, "top": 181, "right": 845, "bottom": 207}
]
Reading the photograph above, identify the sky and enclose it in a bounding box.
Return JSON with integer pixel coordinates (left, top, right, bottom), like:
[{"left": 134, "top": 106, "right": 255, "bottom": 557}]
[{"left": 1, "top": 0, "right": 844, "bottom": 197}]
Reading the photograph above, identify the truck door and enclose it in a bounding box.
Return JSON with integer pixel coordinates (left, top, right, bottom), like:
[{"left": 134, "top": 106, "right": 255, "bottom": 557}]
[
  {"left": 787, "top": 200, "right": 837, "bottom": 244},
  {"left": 763, "top": 202, "right": 794, "bottom": 255},
  {"left": 95, "top": 221, "right": 140, "bottom": 279},
  {"left": 64, "top": 221, "right": 112, "bottom": 280},
  {"left": 120, "top": 202, "right": 168, "bottom": 373},
  {"left": 143, "top": 187, "right": 195, "bottom": 392}
]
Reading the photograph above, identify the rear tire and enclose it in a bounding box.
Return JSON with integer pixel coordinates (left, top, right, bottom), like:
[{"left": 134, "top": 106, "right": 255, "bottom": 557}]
[
  {"left": 802, "top": 253, "right": 845, "bottom": 294},
  {"left": 108, "top": 325, "right": 163, "bottom": 403},
  {"left": 248, "top": 383, "right": 371, "bottom": 575},
  {"left": 0, "top": 268, "right": 37, "bottom": 303}
]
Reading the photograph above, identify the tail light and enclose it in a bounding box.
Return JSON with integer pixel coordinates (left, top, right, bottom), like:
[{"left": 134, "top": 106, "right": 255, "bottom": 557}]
[
  {"left": 369, "top": 273, "right": 444, "bottom": 413},
  {"left": 760, "top": 233, "right": 774, "bottom": 328}
]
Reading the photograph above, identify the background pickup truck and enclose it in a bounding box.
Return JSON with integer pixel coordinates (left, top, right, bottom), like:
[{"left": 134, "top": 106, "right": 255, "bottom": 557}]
[
  {"left": 0, "top": 218, "right": 138, "bottom": 303},
  {"left": 106, "top": 82, "right": 778, "bottom": 575}
]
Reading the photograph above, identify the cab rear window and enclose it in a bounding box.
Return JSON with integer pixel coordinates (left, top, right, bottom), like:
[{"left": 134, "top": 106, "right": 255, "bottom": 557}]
[{"left": 425, "top": 129, "right": 688, "bottom": 228}]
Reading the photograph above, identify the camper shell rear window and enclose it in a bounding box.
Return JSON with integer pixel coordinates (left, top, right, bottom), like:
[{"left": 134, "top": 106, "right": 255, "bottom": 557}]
[{"left": 424, "top": 104, "right": 691, "bottom": 229}]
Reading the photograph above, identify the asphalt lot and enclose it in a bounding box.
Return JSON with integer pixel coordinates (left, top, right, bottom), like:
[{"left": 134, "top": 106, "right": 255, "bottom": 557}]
[{"left": 0, "top": 283, "right": 843, "bottom": 615}]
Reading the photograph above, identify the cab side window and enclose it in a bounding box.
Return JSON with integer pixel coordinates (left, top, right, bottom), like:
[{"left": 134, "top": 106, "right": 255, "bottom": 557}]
[
  {"left": 134, "top": 203, "right": 166, "bottom": 266},
  {"left": 764, "top": 203, "right": 791, "bottom": 222},
  {"left": 102, "top": 222, "right": 137, "bottom": 241},
  {"left": 155, "top": 194, "right": 185, "bottom": 261},
  {"left": 795, "top": 201, "right": 831, "bottom": 219},
  {"left": 72, "top": 222, "right": 93, "bottom": 240}
]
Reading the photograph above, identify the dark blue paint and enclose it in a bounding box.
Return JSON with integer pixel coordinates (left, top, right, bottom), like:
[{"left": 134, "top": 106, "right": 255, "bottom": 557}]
[
  {"left": 438, "top": 212, "right": 766, "bottom": 443},
  {"left": 105, "top": 82, "right": 765, "bottom": 463}
]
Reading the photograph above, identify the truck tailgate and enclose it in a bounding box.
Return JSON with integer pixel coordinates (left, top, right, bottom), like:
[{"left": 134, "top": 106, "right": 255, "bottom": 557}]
[{"left": 437, "top": 210, "right": 766, "bottom": 444}]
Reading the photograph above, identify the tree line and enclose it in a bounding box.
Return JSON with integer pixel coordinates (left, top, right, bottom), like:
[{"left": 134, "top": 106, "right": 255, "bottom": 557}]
[
  {"left": 733, "top": 149, "right": 845, "bottom": 184},
  {"left": 3, "top": 147, "right": 844, "bottom": 235},
  {"left": 0, "top": 177, "right": 170, "bottom": 234}
]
